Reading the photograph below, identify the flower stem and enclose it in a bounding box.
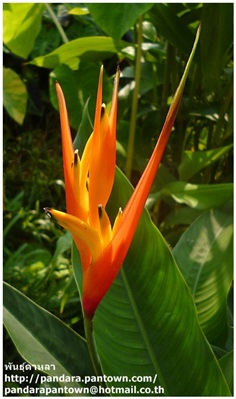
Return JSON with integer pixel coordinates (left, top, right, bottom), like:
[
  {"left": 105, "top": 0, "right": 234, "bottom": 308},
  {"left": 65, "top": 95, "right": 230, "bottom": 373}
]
[
  {"left": 45, "top": 3, "right": 69, "bottom": 44},
  {"left": 125, "top": 17, "right": 143, "bottom": 180},
  {"left": 84, "top": 317, "right": 107, "bottom": 388}
]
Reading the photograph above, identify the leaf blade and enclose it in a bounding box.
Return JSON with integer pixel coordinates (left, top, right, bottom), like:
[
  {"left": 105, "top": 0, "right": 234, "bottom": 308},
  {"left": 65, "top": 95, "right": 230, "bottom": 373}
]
[
  {"left": 3, "top": 67, "right": 27, "bottom": 125},
  {"left": 3, "top": 3, "right": 44, "bottom": 58},
  {"left": 161, "top": 181, "right": 233, "bottom": 210},
  {"left": 3, "top": 282, "right": 93, "bottom": 385},
  {"left": 173, "top": 202, "right": 233, "bottom": 346},
  {"left": 178, "top": 144, "right": 233, "bottom": 181},
  {"left": 87, "top": 4, "right": 153, "bottom": 40},
  {"left": 30, "top": 36, "right": 121, "bottom": 69},
  {"left": 72, "top": 168, "right": 231, "bottom": 396}
]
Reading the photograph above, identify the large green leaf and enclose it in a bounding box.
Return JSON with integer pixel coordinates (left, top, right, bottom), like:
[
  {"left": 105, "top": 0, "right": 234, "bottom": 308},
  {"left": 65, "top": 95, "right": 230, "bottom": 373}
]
[
  {"left": 173, "top": 202, "right": 233, "bottom": 347},
  {"left": 178, "top": 144, "right": 233, "bottom": 181},
  {"left": 219, "top": 351, "right": 233, "bottom": 394},
  {"left": 161, "top": 181, "right": 233, "bottom": 210},
  {"left": 3, "top": 67, "right": 27, "bottom": 125},
  {"left": 200, "top": 3, "right": 233, "bottom": 94},
  {"left": 72, "top": 168, "right": 231, "bottom": 396},
  {"left": 150, "top": 4, "right": 197, "bottom": 56},
  {"left": 3, "top": 282, "right": 94, "bottom": 389},
  {"left": 3, "top": 3, "right": 44, "bottom": 58},
  {"left": 87, "top": 4, "right": 153, "bottom": 40},
  {"left": 30, "top": 36, "right": 121, "bottom": 69}
]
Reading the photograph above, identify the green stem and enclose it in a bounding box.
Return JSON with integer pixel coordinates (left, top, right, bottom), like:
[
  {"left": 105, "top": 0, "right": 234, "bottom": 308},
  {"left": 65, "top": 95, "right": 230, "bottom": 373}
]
[
  {"left": 125, "top": 17, "right": 143, "bottom": 180},
  {"left": 45, "top": 3, "right": 69, "bottom": 44},
  {"left": 84, "top": 317, "right": 107, "bottom": 389}
]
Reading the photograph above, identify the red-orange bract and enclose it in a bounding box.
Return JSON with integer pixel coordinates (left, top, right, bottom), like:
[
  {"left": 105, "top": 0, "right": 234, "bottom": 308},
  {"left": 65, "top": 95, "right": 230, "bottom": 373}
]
[{"left": 45, "top": 27, "right": 199, "bottom": 320}]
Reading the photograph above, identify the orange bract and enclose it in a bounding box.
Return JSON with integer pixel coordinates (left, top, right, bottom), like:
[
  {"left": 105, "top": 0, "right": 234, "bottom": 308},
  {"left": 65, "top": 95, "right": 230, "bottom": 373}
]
[{"left": 45, "top": 27, "right": 200, "bottom": 319}]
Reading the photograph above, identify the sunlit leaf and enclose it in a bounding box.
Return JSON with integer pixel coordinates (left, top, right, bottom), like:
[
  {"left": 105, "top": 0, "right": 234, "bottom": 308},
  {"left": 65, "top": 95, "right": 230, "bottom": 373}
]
[
  {"left": 161, "top": 181, "right": 233, "bottom": 210},
  {"left": 3, "top": 3, "right": 44, "bottom": 58},
  {"left": 68, "top": 7, "right": 89, "bottom": 16},
  {"left": 173, "top": 202, "right": 233, "bottom": 347},
  {"left": 3, "top": 67, "right": 27, "bottom": 125},
  {"left": 30, "top": 37, "right": 121, "bottom": 69},
  {"left": 72, "top": 168, "right": 231, "bottom": 396},
  {"left": 3, "top": 282, "right": 93, "bottom": 388}
]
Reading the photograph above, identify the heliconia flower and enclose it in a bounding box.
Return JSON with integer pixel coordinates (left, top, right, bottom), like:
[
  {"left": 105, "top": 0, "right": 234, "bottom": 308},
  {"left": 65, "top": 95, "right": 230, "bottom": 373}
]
[{"left": 45, "top": 27, "right": 200, "bottom": 320}]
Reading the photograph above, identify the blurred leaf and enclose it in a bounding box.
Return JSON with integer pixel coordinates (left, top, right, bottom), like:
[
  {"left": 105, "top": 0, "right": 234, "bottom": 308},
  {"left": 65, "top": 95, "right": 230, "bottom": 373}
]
[
  {"left": 30, "top": 37, "right": 121, "bottom": 69},
  {"left": 161, "top": 182, "right": 233, "bottom": 210},
  {"left": 178, "top": 144, "right": 233, "bottom": 181},
  {"left": 3, "top": 67, "right": 27, "bottom": 125},
  {"left": 163, "top": 207, "right": 203, "bottom": 228},
  {"left": 72, "top": 168, "right": 231, "bottom": 395},
  {"left": 87, "top": 4, "right": 153, "bottom": 40},
  {"left": 200, "top": 3, "right": 233, "bottom": 93},
  {"left": 142, "top": 20, "right": 157, "bottom": 42},
  {"left": 30, "top": 25, "right": 61, "bottom": 59},
  {"left": 52, "top": 231, "right": 72, "bottom": 261},
  {"left": 3, "top": 282, "right": 93, "bottom": 387},
  {"left": 3, "top": 3, "right": 44, "bottom": 58},
  {"left": 150, "top": 4, "right": 197, "bottom": 55},
  {"left": 173, "top": 202, "right": 233, "bottom": 347},
  {"left": 68, "top": 7, "right": 89, "bottom": 16}
]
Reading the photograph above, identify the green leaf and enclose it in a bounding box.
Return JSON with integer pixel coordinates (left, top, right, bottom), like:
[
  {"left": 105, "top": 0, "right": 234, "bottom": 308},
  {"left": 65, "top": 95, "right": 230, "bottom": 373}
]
[
  {"left": 219, "top": 351, "right": 233, "bottom": 394},
  {"left": 3, "top": 3, "right": 44, "bottom": 58},
  {"left": 87, "top": 4, "right": 153, "bottom": 40},
  {"left": 161, "top": 181, "right": 233, "bottom": 210},
  {"left": 200, "top": 3, "right": 233, "bottom": 94},
  {"left": 72, "top": 168, "right": 231, "bottom": 396},
  {"left": 173, "top": 202, "right": 233, "bottom": 347},
  {"left": 150, "top": 4, "right": 197, "bottom": 55},
  {"left": 68, "top": 7, "right": 89, "bottom": 16},
  {"left": 3, "top": 282, "right": 93, "bottom": 387},
  {"left": 163, "top": 207, "right": 203, "bottom": 228},
  {"left": 3, "top": 67, "right": 27, "bottom": 125},
  {"left": 30, "top": 36, "right": 121, "bottom": 69},
  {"left": 178, "top": 144, "right": 233, "bottom": 181}
]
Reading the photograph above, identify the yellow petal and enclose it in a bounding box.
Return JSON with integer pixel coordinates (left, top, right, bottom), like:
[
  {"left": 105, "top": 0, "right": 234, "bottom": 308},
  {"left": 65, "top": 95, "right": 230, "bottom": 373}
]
[
  {"left": 98, "top": 204, "right": 112, "bottom": 247},
  {"left": 44, "top": 208, "right": 102, "bottom": 262},
  {"left": 112, "top": 207, "right": 123, "bottom": 237}
]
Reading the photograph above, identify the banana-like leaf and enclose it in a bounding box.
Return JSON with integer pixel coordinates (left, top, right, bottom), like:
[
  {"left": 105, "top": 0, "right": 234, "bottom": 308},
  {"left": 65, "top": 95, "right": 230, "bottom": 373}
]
[
  {"left": 3, "top": 282, "right": 94, "bottom": 389},
  {"left": 87, "top": 4, "right": 153, "bottom": 41},
  {"left": 3, "top": 67, "right": 27, "bottom": 125},
  {"left": 72, "top": 168, "right": 231, "bottom": 396},
  {"left": 3, "top": 3, "right": 44, "bottom": 58},
  {"left": 30, "top": 36, "right": 121, "bottom": 69},
  {"left": 200, "top": 3, "right": 233, "bottom": 94},
  {"left": 219, "top": 351, "right": 233, "bottom": 394},
  {"left": 178, "top": 144, "right": 233, "bottom": 181},
  {"left": 150, "top": 4, "right": 196, "bottom": 56},
  {"left": 173, "top": 202, "right": 233, "bottom": 347},
  {"left": 161, "top": 181, "right": 233, "bottom": 210}
]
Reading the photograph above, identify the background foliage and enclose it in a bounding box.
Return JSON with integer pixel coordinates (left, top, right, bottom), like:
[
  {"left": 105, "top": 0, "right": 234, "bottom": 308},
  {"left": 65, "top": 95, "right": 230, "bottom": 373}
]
[{"left": 3, "top": 3, "right": 233, "bottom": 396}]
